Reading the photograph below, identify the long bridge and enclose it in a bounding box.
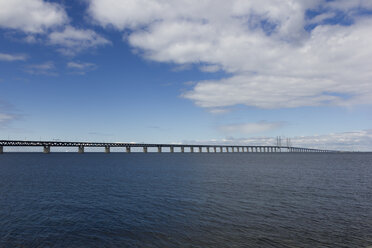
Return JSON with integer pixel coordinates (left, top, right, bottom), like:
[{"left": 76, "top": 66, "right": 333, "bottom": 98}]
[{"left": 0, "top": 140, "right": 338, "bottom": 154}]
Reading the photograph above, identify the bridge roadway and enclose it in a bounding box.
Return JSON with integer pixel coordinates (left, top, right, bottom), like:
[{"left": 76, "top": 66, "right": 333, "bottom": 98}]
[{"left": 0, "top": 140, "right": 337, "bottom": 154}]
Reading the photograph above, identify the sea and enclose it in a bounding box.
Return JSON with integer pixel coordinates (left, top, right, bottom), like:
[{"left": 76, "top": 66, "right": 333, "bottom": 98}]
[{"left": 0, "top": 153, "right": 371, "bottom": 247}]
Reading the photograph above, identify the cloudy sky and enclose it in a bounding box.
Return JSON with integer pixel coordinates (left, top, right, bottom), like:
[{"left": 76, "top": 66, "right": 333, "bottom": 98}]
[{"left": 0, "top": 0, "right": 372, "bottom": 151}]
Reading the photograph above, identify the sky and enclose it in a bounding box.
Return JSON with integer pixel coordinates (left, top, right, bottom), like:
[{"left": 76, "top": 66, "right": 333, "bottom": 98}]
[{"left": 0, "top": 0, "right": 372, "bottom": 151}]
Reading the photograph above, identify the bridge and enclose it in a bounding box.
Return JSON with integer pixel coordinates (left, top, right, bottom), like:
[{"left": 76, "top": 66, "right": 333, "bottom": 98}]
[{"left": 0, "top": 140, "right": 338, "bottom": 154}]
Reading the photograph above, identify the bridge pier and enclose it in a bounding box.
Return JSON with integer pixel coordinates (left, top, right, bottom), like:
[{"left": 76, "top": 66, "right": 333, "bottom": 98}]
[
  {"left": 170, "top": 146, "right": 174, "bottom": 153},
  {"left": 158, "top": 146, "right": 162, "bottom": 153},
  {"left": 207, "top": 147, "right": 210, "bottom": 153},
  {"left": 126, "top": 146, "right": 131, "bottom": 153},
  {"left": 0, "top": 146, "right": 2, "bottom": 154},
  {"left": 214, "top": 147, "right": 217, "bottom": 153},
  {"left": 143, "top": 147, "right": 148, "bottom": 153},
  {"left": 105, "top": 146, "right": 110, "bottom": 153},
  {"left": 198, "top": 147, "right": 202, "bottom": 153},
  {"left": 190, "top": 147, "right": 194, "bottom": 153},
  {"left": 181, "top": 147, "right": 184, "bottom": 153},
  {"left": 43, "top": 146, "right": 50, "bottom": 154},
  {"left": 78, "top": 146, "right": 84, "bottom": 154}
]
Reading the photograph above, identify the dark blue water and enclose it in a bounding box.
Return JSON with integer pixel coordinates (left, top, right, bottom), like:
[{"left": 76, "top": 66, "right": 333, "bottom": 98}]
[{"left": 0, "top": 153, "right": 371, "bottom": 247}]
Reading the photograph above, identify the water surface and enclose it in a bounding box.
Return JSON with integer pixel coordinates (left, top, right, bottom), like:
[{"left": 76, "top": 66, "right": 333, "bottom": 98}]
[{"left": 0, "top": 153, "right": 371, "bottom": 247}]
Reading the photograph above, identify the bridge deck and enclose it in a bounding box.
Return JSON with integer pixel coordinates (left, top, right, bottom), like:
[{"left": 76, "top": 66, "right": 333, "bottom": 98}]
[{"left": 0, "top": 140, "right": 337, "bottom": 153}]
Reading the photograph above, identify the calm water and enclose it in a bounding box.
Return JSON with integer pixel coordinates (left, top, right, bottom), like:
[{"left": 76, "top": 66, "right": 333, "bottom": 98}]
[{"left": 0, "top": 153, "right": 371, "bottom": 247}]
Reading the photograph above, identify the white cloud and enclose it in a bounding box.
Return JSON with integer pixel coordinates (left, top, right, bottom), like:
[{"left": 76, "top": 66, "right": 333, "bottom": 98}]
[
  {"left": 182, "top": 129, "right": 372, "bottom": 151},
  {"left": 25, "top": 61, "right": 56, "bottom": 75},
  {"left": 88, "top": 0, "right": 372, "bottom": 109},
  {"left": 207, "top": 108, "right": 231, "bottom": 114},
  {"left": 0, "top": 101, "right": 19, "bottom": 128},
  {"left": 48, "top": 26, "right": 110, "bottom": 55},
  {"left": 326, "top": 0, "right": 372, "bottom": 11},
  {"left": 67, "top": 61, "right": 97, "bottom": 74},
  {"left": 0, "top": 0, "right": 67, "bottom": 33},
  {"left": 0, "top": 53, "right": 27, "bottom": 61},
  {"left": 219, "top": 122, "right": 283, "bottom": 135},
  {"left": 200, "top": 65, "right": 221, "bottom": 73},
  {"left": 0, "top": 113, "right": 14, "bottom": 123}
]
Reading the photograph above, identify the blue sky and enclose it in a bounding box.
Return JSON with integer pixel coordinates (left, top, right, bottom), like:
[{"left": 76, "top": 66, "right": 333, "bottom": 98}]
[{"left": 1, "top": 0, "right": 372, "bottom": 150}]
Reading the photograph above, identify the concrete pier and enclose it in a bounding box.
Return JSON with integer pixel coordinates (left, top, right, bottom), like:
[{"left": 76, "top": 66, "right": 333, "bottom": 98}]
[
  {"left": 0, "top": 146, "right": 2, "bottom": 154},
  {"left": 190, "top": 147, "right": 194, "bottom": 153},
  {"left": 214, "top": 147, "right": 217, "bottom": 153},
  {"left": 158, "top": 146, "right": 162, "bottom": 153},
  {"left": 198, "top": 147, "right": 202, "bottom": 153},
  {"left": 105, "top": 146, "right": 110, "bottom": 153},
  {"left": 78, "top": 146, "right": 84, "bottom": 154},
  {"left": 143, "top": 147, "right": 148, "bottom": 153},
  {"left": 207, "top": 147, "right": 210, "bottom": 153},
  {"left": 126, "top": 146, "right": 131, "bottom": 153},
  {"left": 170, "top": 146, "right": 174, "bottom": 153},
  {"left": 43, "top": 146, "right": 50, "bottom": 154},
  {"left": 181, "top": 147, "right": 184, "bottom": 153}
]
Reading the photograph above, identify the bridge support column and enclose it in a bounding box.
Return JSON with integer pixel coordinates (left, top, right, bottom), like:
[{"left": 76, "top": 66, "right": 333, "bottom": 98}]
[
  {"left": 220, "top": 147, "right": 223, "bottom": 152},
  {"left": 158, "top": 146, "right": 162, "bottom": 153},
  {"left": 170, "top": 147, "right": 174, "bottom": 153},
  {"left": 43, "top": 146, "right": 50, "bottom": 154},
  {"left": 105, "top": 146, "right": 110, "bottom": 153},
  {"left": 126, "top": 147, "right": 131, "bottom": 153},
  {"left": 214, "top": 147, "right": 217, "bottom": 153},
  {"left": 78, "top": 146, "right": 84, "bottom": 154},
  {"left": 143, "top": 147, "right": 148, "bottom": 153},
  {"left": 190, "top": 147, "right": 194, "bottom": 153},
  {"left": 181, "top": 147, "right": 184, "bottom": 153},
  {"left": 199, "top": 147, "right": 202, "bottom": 153},
  {"left": 0, "top": 146, "right": 3, "bottom": 154},
  {"left": 207, "top": 147, "right": 210, "bottom": 153}
]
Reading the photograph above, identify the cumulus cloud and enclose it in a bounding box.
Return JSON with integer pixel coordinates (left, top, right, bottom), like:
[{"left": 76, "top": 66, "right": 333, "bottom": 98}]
[
  {"left": 219, "top": 122, "right": 284, "bottom": 135},
  {"left": 49, "top": 26, "right": 110, "bottom": 55},
  {"left": 0, "top": 0, "right": 67, "bottom": 33},
  {"left": 0, "top": 53, "right": 27, "bottom": 62},
  {"left": 88, "top": 0, "right": 372, "bottom": 109}
]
